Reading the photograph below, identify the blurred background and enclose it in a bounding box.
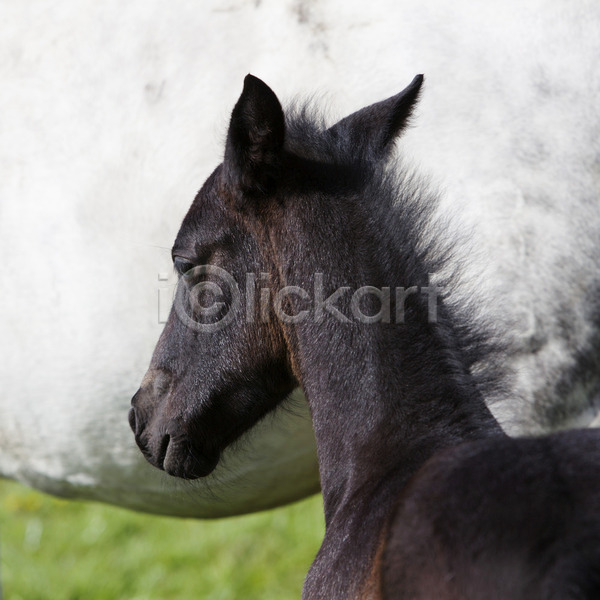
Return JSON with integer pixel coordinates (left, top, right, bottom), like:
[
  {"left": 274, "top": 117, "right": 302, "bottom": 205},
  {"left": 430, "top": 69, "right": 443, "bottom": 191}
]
[{"left": 0, "top": 479, "right": 323, "bottom": 599}]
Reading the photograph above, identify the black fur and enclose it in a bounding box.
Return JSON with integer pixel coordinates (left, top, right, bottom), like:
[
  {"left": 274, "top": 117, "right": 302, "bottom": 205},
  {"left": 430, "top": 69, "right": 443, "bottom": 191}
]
[{"left": 131, "top": 75, "right": 600, "bottom": 599}]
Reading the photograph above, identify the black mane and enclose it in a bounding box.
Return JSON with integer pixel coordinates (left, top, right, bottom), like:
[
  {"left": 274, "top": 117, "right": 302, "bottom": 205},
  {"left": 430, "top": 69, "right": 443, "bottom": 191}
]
[{"left": 284, "top": 101, "right": 511, "bottom": 409}]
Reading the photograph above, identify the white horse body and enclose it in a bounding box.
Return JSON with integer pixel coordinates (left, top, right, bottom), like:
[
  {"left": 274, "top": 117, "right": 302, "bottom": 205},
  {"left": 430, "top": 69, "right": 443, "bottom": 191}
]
[{"left": 1, "top": 0, "right": 599, "bottom": 516}]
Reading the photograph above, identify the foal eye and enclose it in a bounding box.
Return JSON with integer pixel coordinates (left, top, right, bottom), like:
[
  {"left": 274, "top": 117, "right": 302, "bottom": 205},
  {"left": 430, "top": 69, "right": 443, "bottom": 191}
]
[{"left": 173, "top": 256, "right": 195, "bottom": 275}]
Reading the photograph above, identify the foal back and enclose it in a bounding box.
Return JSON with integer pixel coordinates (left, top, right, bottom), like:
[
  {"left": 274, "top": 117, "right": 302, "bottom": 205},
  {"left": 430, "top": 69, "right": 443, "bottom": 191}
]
[{"left": 382, "top": 429, "right": 600, "bottom": 599}]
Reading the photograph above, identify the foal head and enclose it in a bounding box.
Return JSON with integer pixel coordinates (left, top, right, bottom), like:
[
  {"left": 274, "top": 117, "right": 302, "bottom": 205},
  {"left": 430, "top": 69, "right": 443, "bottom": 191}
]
[{"left": 130, "top": 74, "right": 424, "bottom": 479}]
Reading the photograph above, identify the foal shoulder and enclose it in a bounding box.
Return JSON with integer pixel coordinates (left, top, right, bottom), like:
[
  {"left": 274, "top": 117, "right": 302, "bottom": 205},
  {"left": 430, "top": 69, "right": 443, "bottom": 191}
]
[{"left": 381, "top": 429, "right": 600, "bottom": 600}]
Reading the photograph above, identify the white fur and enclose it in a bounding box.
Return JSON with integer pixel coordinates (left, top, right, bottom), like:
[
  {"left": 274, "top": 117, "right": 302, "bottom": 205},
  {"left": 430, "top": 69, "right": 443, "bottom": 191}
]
[{"left": 1, "top": 0, "right": 599, "bottom": 516}]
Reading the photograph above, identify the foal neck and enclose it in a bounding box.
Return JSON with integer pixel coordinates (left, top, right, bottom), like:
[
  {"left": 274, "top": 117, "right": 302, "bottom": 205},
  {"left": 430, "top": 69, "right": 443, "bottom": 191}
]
[{"left": 268, "top": 162, "right": 505, "bottom": 523}]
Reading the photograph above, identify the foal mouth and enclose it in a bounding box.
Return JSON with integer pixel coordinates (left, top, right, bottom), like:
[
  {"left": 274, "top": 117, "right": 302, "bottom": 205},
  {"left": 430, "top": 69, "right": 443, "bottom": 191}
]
[
  {"left": 129, "top": 404, "right": 219, "bottom": 479},
  {"left": 160, "top": 435, "right": 220, "bottom": 480},
  {"left": 156, "top": 433, "right": 171, "bottom": 470}
]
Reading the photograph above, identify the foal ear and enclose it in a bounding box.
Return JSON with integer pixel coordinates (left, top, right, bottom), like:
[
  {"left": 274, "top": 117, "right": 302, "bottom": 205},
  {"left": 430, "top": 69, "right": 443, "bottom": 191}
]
[
  {"left": 224, "top": 74, "right": 285, "bottom": 196},
  {"left": 329, "top": 74, "right": 424, "bottom": 158}
]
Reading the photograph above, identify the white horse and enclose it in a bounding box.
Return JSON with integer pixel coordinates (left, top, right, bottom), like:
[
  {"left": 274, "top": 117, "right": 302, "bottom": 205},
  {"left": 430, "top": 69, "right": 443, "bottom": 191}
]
[{"left": 1, "top": 0, "right": 599, "bottom": 517}]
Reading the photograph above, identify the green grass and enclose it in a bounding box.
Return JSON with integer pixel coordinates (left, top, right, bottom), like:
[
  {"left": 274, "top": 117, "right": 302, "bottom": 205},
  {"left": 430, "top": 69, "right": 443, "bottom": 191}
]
[{"left": 0, "top": 479, "right": 324, "bottom": 600}]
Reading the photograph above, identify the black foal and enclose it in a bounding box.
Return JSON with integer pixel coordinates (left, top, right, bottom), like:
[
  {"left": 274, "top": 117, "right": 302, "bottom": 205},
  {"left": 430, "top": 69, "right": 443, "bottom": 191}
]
[{"left": 131, "top": 74, "right": 600, "bottom": 599}]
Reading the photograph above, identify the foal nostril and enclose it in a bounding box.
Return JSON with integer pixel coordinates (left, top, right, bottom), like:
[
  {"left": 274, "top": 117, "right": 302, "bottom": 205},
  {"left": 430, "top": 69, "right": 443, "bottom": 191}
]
[{"left": 128, "top": 407, "right": 137, "bottom": 434}]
